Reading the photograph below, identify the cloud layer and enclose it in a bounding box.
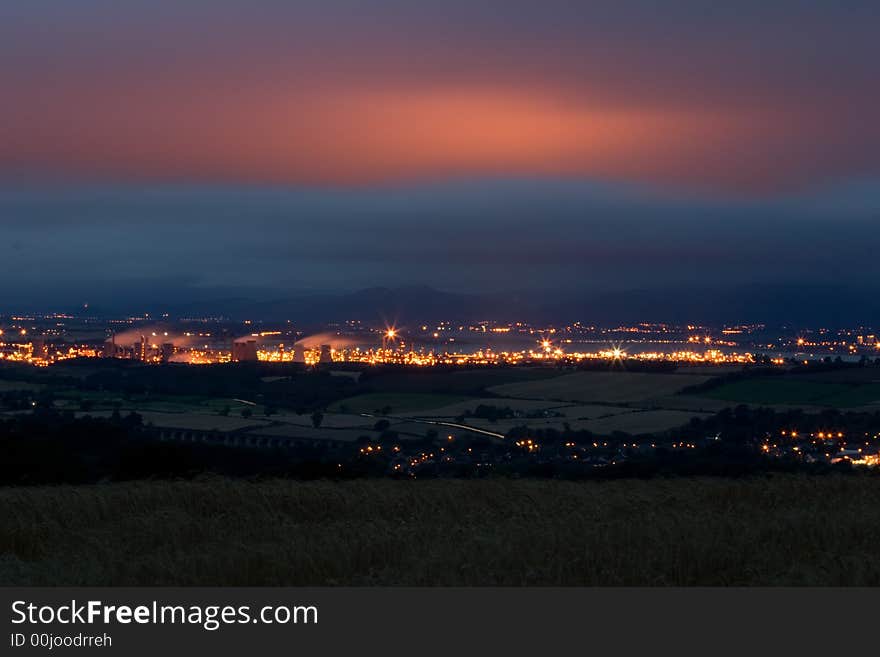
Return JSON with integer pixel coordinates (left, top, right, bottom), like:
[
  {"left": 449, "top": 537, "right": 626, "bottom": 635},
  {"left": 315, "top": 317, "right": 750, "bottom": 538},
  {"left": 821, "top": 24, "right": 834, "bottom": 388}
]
[
  {"left": 2, "top": 180, "right": 878, "bottom": 308},
  {"left": 2, "top": 1, "right": 879, "bottom": 192}
]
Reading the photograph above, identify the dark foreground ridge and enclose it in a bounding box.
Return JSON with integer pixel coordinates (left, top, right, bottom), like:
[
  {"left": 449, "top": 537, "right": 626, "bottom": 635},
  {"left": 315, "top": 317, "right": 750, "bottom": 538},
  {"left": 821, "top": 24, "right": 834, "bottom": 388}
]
[{"left": 4, "top": 475, "right": 880, "bottom": 586}]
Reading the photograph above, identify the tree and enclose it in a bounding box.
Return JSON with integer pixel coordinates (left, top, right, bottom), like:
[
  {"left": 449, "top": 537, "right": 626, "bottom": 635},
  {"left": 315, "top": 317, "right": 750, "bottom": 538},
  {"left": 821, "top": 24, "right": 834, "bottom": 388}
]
[{"left": 378, "top": 430, "right": 399, "bottom": 444}]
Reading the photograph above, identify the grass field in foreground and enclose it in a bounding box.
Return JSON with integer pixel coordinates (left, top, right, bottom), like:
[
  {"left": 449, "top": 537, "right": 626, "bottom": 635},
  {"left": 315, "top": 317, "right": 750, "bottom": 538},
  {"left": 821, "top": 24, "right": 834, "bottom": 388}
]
[{"left": 4, "top": 475, "right": 880, "bottom": 586}]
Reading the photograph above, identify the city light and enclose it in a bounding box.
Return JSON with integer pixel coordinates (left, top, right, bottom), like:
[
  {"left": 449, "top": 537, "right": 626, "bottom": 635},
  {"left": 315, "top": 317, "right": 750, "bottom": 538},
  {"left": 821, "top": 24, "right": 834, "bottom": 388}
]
[{"left": 2, "top": 316, "right": 877, "bottom": 371}]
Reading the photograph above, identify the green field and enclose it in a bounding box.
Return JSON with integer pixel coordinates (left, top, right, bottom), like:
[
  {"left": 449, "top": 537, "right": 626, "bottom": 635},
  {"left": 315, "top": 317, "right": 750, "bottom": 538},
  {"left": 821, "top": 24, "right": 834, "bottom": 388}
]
[
  {"left": 489, "top": 371, "right": 712, "bottom": 404},
  {"left": 75, "top": 410, "right": 272, "bottom": 432},
  {"left": 578, "top": 409, "right": 712, "bottom": 434},
  {"left": 53, "top": 391, "right": 265, "bottom": 416},
  {"left": 703, "top": 378, "right": 880, "bottom": 408},
  {"left": 0, "top": 380, "right": 44, "bottom": 392},
  {"left": 363, "top": 368, "right": 561, "bottom": 395},
  {"left": 5, "top": 475, "right": 880, "bottom": 585},
  {"left": 329, "top": 392, "right": 469, "bottom": 414}
]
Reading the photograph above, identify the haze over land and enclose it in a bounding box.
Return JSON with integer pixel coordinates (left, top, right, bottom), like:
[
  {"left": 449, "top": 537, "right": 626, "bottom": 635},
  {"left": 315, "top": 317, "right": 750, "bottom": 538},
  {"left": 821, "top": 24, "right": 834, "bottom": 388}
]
[{"left": 2, "top": 182, "right": 879, "bottom": 325}]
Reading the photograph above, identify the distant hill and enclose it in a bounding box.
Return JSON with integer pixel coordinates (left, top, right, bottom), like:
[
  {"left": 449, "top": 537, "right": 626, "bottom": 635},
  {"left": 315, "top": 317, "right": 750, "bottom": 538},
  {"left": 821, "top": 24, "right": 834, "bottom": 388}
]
[
  {"left": 148, "top": 283, "right": 879, "bottom": 327},
  {"left": 542, "top": 284, "right": 880, "bottom": 327},
  {"left": 155, "top": 286, "right": 493, "bottom": 324}
]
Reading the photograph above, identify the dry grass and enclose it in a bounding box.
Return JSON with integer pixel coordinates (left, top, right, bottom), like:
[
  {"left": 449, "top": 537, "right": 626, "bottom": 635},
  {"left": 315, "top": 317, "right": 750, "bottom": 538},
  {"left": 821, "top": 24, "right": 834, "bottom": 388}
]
[{"left": 3, "top": 475, "right": 880, "bottom": 586}]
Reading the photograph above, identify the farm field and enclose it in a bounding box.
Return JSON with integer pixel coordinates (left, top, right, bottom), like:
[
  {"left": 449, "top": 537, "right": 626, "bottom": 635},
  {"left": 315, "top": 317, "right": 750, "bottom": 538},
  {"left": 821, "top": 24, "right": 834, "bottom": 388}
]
[
  {"left": 788, "top": 368, "right": 880, "bottom": 384},
  {"left": 701, "top": 378, "right": 880, "bottom": 408},
  {"left": 52, "top": 391, "right": 259, "bottom": 415},
  {"left": 76, "top": 410, "right": 272, "bottom": 432},
  {"left": 466, "top": 409, "right": 711, "bottom": 436},
  {"left": 328, "top": 392, "right": 469, "bottom": 414},
  {"left": 464, "top": 417, "right": 574, "bottom": 433},
  {"left": 382, "top": 421, "right": 462, "bottom": 439},
  {"left": 267, "top": 412, "right": 372, "bottom": 429},
  {"left": 578, "top": 409, "right": 712, "bottom": 435},
  {"left": 244, "top": 424, "right": 368, "bottom": 442},
  {"left": 488, "top": 371, "right": 712, "bottom": 404},
  {"left": 649, "top": 395, "right": 754, "bottom": 413},
  {"left": 362, "top": 367, "right": 562, "bottom": 396},
  {"left": 6, "top": 475, "right": 880, "bottom": 586},
  {"left": 322, "top": 371, "right": 726, "bottom": 436},
  {"left": 553, "top": 403, "right": 641, "bottom": 419},
  {"left": 394, "top": 397, "right": 563, "bottom": 418},
  {"left": 0, "top": 380, "right": 44, "bottom": 392},
  {"left": 15, "top": 360, "right": 880, "bottom": 443}
]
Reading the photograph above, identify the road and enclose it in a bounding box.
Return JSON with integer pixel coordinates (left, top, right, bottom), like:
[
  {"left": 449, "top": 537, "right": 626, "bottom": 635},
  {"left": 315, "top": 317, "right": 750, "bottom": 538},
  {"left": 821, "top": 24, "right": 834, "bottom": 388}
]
[{"left": 358, "top": 413, "right": 505, "bottom": 440}]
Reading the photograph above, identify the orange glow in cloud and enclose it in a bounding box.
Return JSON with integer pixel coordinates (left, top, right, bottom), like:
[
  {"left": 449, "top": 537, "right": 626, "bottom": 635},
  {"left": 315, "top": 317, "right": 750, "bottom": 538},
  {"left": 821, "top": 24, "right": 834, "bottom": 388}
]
[
  {"left": 2, "top": 79, "right": 791, "bottom": 192},
  {"left": 2, "top": 3, "right": 879, "bottom": 193}
]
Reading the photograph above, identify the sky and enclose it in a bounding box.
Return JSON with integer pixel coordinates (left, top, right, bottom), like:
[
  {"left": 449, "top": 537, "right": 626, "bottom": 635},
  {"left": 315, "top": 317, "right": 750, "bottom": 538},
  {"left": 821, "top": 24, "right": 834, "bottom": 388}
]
[{"left": 1, "top": 1, "right": 879, "bottom": 309}]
